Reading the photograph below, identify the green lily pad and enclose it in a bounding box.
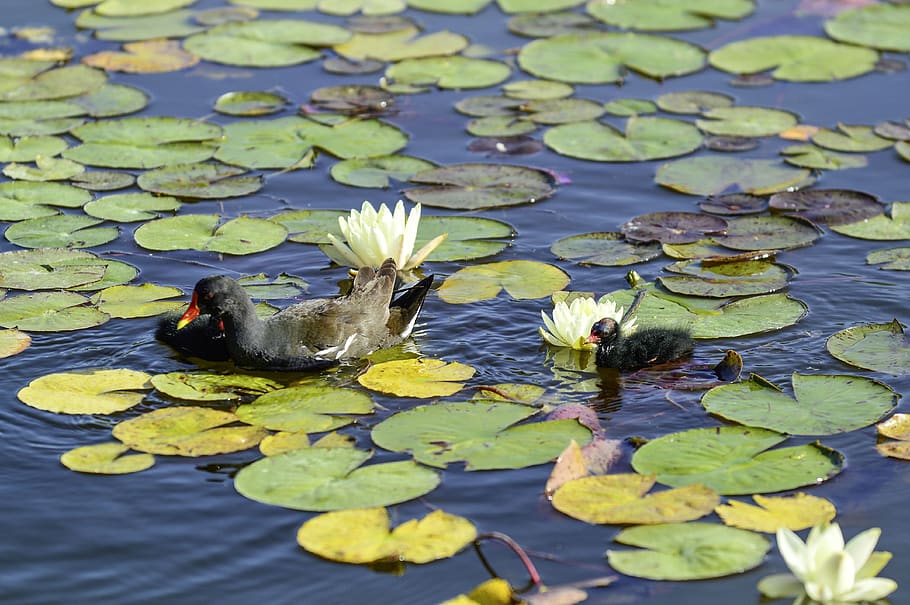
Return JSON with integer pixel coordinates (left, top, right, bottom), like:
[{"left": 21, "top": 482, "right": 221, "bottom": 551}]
[
  {"left": 89, "top": 284, "right": 185, "bottom": 318},
  {"left": 522, "top": 98, "right": 606, "bottom": 124},
  {"left": 385, "top": 56, "right": 511, "bottom": 89},
  {"left": 416, "top": 215, "right": 513, "bottom": 262},
  {"left": 73, "top": 83, "right": 150, "bottom": 118},
  {"left": 690, "top": 293, "right": 808, "bottom": 339},
  {"left": 709, "top": 35, "right": 878, "bottom": 82},
  {"left": 824, "top": 4, "right": 910, "bottom": 52},
  {"left": 518, "top": 32, "right": 705, "bottom": 84},
  {"left": 273, "top": 209, "right": 346, "bottom": 244},
  {"left": 696, "top": 106, "right": 798, "bottom": 137},
  {"left": 214, "top": 116, "right": 408, "bottom": 168},
  {"left": 0, "top": 181, "right": 92, "bottom": 222},
  {"left": 507, "top": 10, "right": 597, "bottom": 37},
  {"left": 658, "top": 259, "right": 793, "bottom": 298},
  {"left": 134, "top": 214, "right": 287, "bottom": 255},
  {"left": 3, "top": 156, "right": 85, "bottom": 181},
  {"left": 0, "top": 328, "right": 30, "bottom": 358},
  {"left": 656, "top": 157, "right": 815, "bottom": 196},
  {"left": 67, "top": 257, "right": 139, "bottom": 292},
  {"left": 235, "top": 385, "right": 374, "bottom": 432},
  {"left": 702, "top": 373, "right": 897, "bottom": 435},
  {"left": 438, "top": 260, "right": 570, "bottom": 304},
  {"left": 720, "top": 215, "right": 822, "bottom": 251},
  {"left": 214, "top": 91, "right": 290, "bottom": 116},
  {"left": 768, "top": 189, "right": 883, "bottom": 226},
  {"left": 551, "top": 232, "right": 662, "bottom": 266},
  {"left": 0, "top": 135, "right": 68, "bottom": 162},
  {"left": 607, "top": 523, "right": 769, "bottom": 580},
  {"left": 406, "top": 0, "right": 489, "bottom": 13},
  {"left": 63, "top": 117, "right": 222, "bottom": 169},
  {"left": 811, "top": 124, "right": 894, "bottom": 152},
  {"left": 831, "top": 202, "right": 910, "bottom": 240},
  {"left": 112, "top": 406, "right": 268, "bottom": 456},
  {"left": 404, "top": 163, "right": 555, "bottom": 210},
  {"left": 60, "top": 442, "right": 155, "bottom": 475},
  {"left": 631, "top": 426, "right": 844, "bottom": 494},
  {"left": 297, "top": 507, "right": 476, "bottom": 565},
  {"left": 0, "top": 65, "right": 107, "bottom": 101},
  {"left": 17, "top": 368, "right": 150, "bottom": 414},
  {"left": 235, "top": 273, "right": 308, "bottom": 299},
  {"left": 234, "top": 447, "right": 441, "bottom": 511},
  {"left": 656, "top": 90, "right": 734, "bottom": 114},
  {"left": 544, "top": 117, "right": 702, "bottom": 162},
  {"left": 455, "top": 95, "right": 524, "bottom": 117},
  {"left": 5, "top": 215, "right": 119, "bottom": 249},
  {"left": 588, "top": 0, "right": 754, "bottom": 31},
  {"left": 83, "top": 193, "right": 181, "bottom": 222},
  {"left": 310, "top": 84, "right": 396, "bottom": 114},
  {"left": 0, "top": 248, "right": 107, "bottom": 290},
  {"left": 867, "top": 247, "right": 910, "bottom": 271},
  {"left": 357, "top": 358, "right": 476, "bottom": 398},
  {"left": 826, "top": 320, "right": 910, "bottom": 373},
  {"left": 136, "top": 162, "right": 263, "bottom": 199},
  {"left": 70, "top": 171, "right": 136, "bottom": 191},
  {"left": 502, "top": 79, "right": 573, "bottom": 100},
  {"left": 183, "top": 19, "right": 350, "bottom": 67},
  {"left": 552, "top": 474, "right": 719, "bottom": 525},
  {"left": 604, "top": 98, "right": 658, "bottom": 116},
  {"left": 621, "top": 211, "right": 728, "bottom": 244},
  {"left": 92, "top": 0, "right": 197, "bottom": 17},
  {"left": 371, "top": 401, "right": 592, "bottom": 470},
  {"left": 466, "top": 117, "right": 538, "bottom": 138},
  {"left": 335, "top": 27, "right": 468, "bottom": 61},
  {"left": 150, "top": 371, "right": 282, "bottom": 402},
  {"left": 781, "top": 145, "right": 869, "bottom": 170},
  {"left": 330, "top": 155, "right": 435, "bottom": 188},
  {"left": 0, "top": 291, "right": 110, "bottom": 331}
]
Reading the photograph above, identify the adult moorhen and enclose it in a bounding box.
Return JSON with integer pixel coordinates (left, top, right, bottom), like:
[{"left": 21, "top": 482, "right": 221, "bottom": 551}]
[
  {"left": 587, "top": 317, "right": 694, "bottom": 372},
  {"left": 157, "top": 258, "right": 433, "bottom": 371}
]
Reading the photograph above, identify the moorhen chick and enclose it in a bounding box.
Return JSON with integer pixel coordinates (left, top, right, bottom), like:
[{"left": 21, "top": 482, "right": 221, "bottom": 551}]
[
  {"left": 587, "top": 317, "right": 694, "bottom": 372},
  {"left": 158, "top": 258, "right": 432, "bottom": 371}
]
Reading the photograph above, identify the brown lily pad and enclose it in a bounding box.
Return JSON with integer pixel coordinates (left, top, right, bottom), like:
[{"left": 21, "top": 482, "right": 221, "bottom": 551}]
[
  {"left": 621, "top": 211, "right": 728, "bottom": 244},
  {"left": 768, "top": 189, "right": 884, "bottom": 226}
]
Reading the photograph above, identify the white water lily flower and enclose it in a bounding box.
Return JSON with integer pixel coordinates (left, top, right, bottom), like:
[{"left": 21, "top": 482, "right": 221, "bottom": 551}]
[
  {"left": 326, "top": 200, "right": 446, "bottom": 272},
  {"left": 539, "top": 296, "right": 636, "bottom": 350},
  {"left": 758, "top": 523, "right": 897, "bottom": 605}
]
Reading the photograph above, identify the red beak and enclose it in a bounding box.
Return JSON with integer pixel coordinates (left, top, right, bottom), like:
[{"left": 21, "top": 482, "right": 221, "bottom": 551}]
[{"left": 176, "top": 292, "right": 200, "bottom": 330}]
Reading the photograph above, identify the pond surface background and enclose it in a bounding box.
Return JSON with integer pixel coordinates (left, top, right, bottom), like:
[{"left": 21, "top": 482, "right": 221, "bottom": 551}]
[{"left": 2, "top": 1, "right": 910, "bottom": 604}]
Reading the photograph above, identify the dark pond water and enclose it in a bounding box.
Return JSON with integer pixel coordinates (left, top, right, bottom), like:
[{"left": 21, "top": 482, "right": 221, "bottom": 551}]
[{"left": 3, "top": 1, "right": 910, "bottom": 604}]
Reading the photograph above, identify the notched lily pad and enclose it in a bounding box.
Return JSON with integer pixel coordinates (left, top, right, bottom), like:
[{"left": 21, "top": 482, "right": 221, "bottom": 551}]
[
  {"left": 150, "top": 371, "right": 281, "bottom": 402},
  {"left": 621, "top": 212, "right": 728, "bottom": 244},
  {"left": 235, "top": 385, "right": 374, "bottom": 432},
  {"left": 867, "top": 247, "right": 910, "bottom": 271},
  {"left": 719, "top": 215, "right": 822, "bottom": 251},
  {"left": 134, "top": 214, "right": 287, "bottom": 255},
  {"left": 826, "top": 320, "right": 910, "bottom": 374},
  {"left": 60, "top": 442, "right": 155, "bottom": 475},
  {"left": 357, "top": 358, "right": 475, "bottom": 398},
  {"left": 0, "top": 291, "right": 110, "bottom": 331},
  {"left": 656, "top": 157, "right": 815, "bottom": 196},
  {"left": 715, "top": 493, "right": 836, "bottom": 533},
  {"left": 768, "top": 189, "right": 882, "bottom": 226},
  {"left": 18, "top": 368, "right": 151, "bottom": 414},
  {"left": 544, "top": 117, "right": 702, "bottom": 162},
  {"left": 588, "top": 0, "right": 755, "bottom": 32},
  {"left": 551, "top": 232, "right": 662, "bottom": 266},
  {"left": 699, "top": 193, "right": 768, "bottom": 216},
  {"left": 658, "top": 258, "right": 793, "bottom": 298},
  {"left": 831, "top": 202, "right": 910, "bottom": 240},
  {"left": 404, "top": 163, "right": 556, "bottom": 210},
  {"left": 136, "top": 162, "right": 262, "bottom": 199},
  {"left": 438, "top": 260, "right": 569, "bottom": 304},
  {"left": 331, "top": 155, "right": 435, "bottom": 188}
]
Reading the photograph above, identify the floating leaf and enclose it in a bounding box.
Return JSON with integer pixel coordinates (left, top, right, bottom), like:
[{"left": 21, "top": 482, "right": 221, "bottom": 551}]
[
  {"left": 385, "top": 56, "right": 511, "bottom": 89},
  {"left": 357, "top": 358, "right": 475, "bottom": 397},
  {"left": 720, "top": 215, "right": 821, "bottom": 251},
  {"left": 92, "top": 0, "right": 198, "bottom": 17},
  {"left": 273, "top": 209, "right": 345, "bottom": 244},
  {"left": 690, "top": 292, "right": 808, "bottom": 338},
  {"left": 715, "top": 493, "right": 836, "bottom": 533},
  {"left": 696, "top": 106, "right": 798, "bottom": 137},
  {"left": 552, "top": 474, "right": 718, "bottom": 525},
  {"left": 417, "top": 215, "right": 513, "bottom": 262},
  {"left": 214, "top": 91, "right": 289, "bottom": 116},
  {"left": 826, "top": 320, "right": 910, "bottom": 373},
  {"left": 3, "top": 156, "right": 85, "bottom": 181},
  {"left": 518, "top": 32, "right": 705, "bottom": 84},
  {"left": 656, "top": 90, "right": 734, "bottom": 114},
  {"left": 60, "top": 442, "right": 155, "bottom": 475},
  {"left": 0, "top": 181, "right": 91, "bottom": 222},
  {"left": 769, "top": 189, "right": 882, "bottom": 226},
  {"left": 824, "top": 4, "right": 910, "bottom": 52},
  {"left": 437, "top": 260, "right": 570, "bottom": 304},
  {"left": 183, "top": 19, "right": 350, "bottom": 67},
  {"left": 70, "top": 171, "right": 136, "bottom": 191},
  {"left": 73, "top": 83, "right": 150, "bottom": 118},
  {"left": 4, "top": 214, "right": 118, "bottom": 249},
  {"left": 150, "top": 371, "right": 281, "bottom": 402},
  {"left": 658, "top": 259, "right": 792, "bottom": 298},
  {"left": 89, "top": 284, "right": 184, "bottom": 318},
  {"left": 404, "top": 163, "right": 555, "bottom": 210},
  {"left": 0, "top": 291, "right": 109, "bottom": 331},
  {"left": 84, "top": 192, "right": 181, "bottom": 222},
  {"left": 18, "top": 368, "right": 150, "bottom": 414},
  {"left": 330, "top": 155, "right": 435, "bottom": 188},
  {"left": 604, "top": 98, "right": 658, "bottom": 116},
  {"left": 831, "top": 202, "right": 910, "bottom": 240},
  {"left": 867, "top": 247, "right": 910, "bottom": 271},
  {"left": 781, "top": 145, "right": 869, "bottom": 170},
  {"left": 607, "top": 523, "right": 769, "bottom": 580},
  {"left": 371, "top": 401, "right": 592, "bottom": 470},
  {"left": 877, "top": 414, "right": 910, "bottom": 460},
  {"left": 551, "top": 232, "right": 662, "bottom": 266},
  {"left": 588, "top": 0, "right": 754, "bottom": 31},
  {"left": 0, "top": 65, "right": 107, "bottom": 101},
  {"left": 235, "top": 385, "right": 373, "bottom": 432},
  {"left": 234, "top": 447, "right": 440, "bottom": 511},
  {"left": 656, "top": 157, "right": 815, "bottom": 196},
  {"left": 335, "top": 27, "right": 468, "bottom": 61},
  {"left": 622, "top": 212, "right": 727, "bottom": 244},
  {"left": 0, "top": 135, "right": 68, "bottom": 162},
  {"left": 544, "top": 117, "right": 702, "bottom": 162},
  {"left": 502, "top": 78, "right": 573, "bottom": 100},
  {"left": 631, "top": 426, "right": 843, "bottom": 494},
  {"left": 811, "top": 123, "right": 893, "bottom": 152},
  {"left": 297, "top": 508, "right": 476, "bottom": 564},
  {"left": 134, "top": 214, "right": 286, "bottom": 255},
  {"left": 82, "top": 39, "right": 200, "bottom": 73},
  {"left": 699, "top": 193, "right": 768, "bottom": 216},
  {"left": 63, "top": 117, "right": 221, "bottom": 169},
  {"left": 112, "top": 406, "right": 268, "bottom": 456},
  {"left": 0, "top": 328, "right": 30, "bottom": 358},
  {"left": 709, "top": 35, "right": 878, "bottom": 81},
  {"left": 702, "top": 372, "right": 897, "bottom": 435},
  {"left": 136, "top": 162, "right": 262, "bottom": 198}
]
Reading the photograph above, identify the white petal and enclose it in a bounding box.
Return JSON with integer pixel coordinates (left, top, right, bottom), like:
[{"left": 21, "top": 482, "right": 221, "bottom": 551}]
[
  {"left": 839, "top": 577, "right": 898, "bottom": 602},
  {"left": 777, "top": 527, "right": 810, "bottom": 580},
  {"left": 844, "top": 527, "right": 880, "bottom": 572},
  {"left": 326, "top": 233, "right": 366, "bottom": 268},
  {"left": 539, "top": 326, "right": 565, "bottom": 347},
  {"left": 406, "top": 233, "right": 447, "bottom": 270},
  {"left": 806, "top": 523, "right": 844, "bottom": 578},
  {"left": 820, "top": 551, "right": 855, "bottom": 597}
]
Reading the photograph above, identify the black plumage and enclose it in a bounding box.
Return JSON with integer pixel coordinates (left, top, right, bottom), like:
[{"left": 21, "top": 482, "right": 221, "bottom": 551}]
[{"left": 590, "top": 317, "right": 694, "bottom": 371}]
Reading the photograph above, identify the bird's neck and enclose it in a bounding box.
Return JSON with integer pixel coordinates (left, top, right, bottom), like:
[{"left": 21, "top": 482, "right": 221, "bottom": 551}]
[{"left": 219, "top": 298, "right": 267, "bottom": 355}]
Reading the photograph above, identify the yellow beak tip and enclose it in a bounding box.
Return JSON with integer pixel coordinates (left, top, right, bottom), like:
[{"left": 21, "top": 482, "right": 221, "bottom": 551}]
[{"left": 176, "top": 318, "right": 191, "bottom": 330}]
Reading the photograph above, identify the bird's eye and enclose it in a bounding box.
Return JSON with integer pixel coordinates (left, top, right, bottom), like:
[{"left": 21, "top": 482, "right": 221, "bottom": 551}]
[{"left": 203, "top": 293, "right": 214, "bottom": 301}]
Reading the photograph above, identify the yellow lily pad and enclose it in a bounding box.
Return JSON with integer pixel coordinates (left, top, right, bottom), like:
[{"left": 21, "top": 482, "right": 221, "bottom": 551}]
[
  {"left": 715, "top": 493, "right": 836, "bottom": 532},
  {"left": 82, "top": 39, "right": 200, "bottom": 73},
  {"left": 89, "top": 283, "right": 184, "bottom": 318},
  {"left": 17, "top": 368, "right": 151, "bottom": 414},
  {"left": 357, "top": 358, "right": 475, "bottom": 398},
  {"left": 235, "top": 384, "right": 373, "bottom": 432},
  {"left": 112, "top": 406, "right": 268, "bottom": 456},
  {"left": 60, "top": 442, "right": 154, "bottom": 474},
  {"left": 0, "top": 328, "right": 31, "bottom": 358},
  {"left": 440, "top": 579, "right": 514, "bottom": 605},
  {"left": 259, "top": 430, "right": 355, "bottom": 456},
  {"left": 296, "top": 507, "right": 476, "bottom": 564},
  {"left": 437, "top": 260, "right": 570, "bottom": 304},
  {"left": 876, "top": 413, "right": 910, "bottom": 460},
  {"left": 150, "top": 371, "right": 282, "bottom": 402},
  {"left": 552, "top": 473, "right": 719, "bottom": 525}
]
